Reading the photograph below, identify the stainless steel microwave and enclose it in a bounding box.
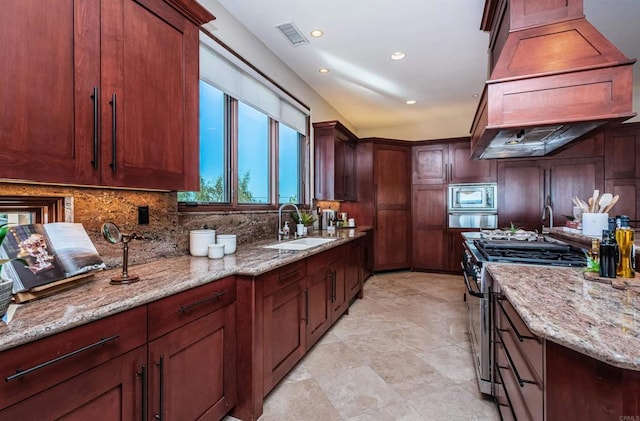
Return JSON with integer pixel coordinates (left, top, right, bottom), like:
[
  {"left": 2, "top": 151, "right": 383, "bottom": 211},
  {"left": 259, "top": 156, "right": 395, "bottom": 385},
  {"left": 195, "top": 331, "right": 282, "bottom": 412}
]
[{"left": 448, "top": 183, "right": 497, "bottom": 213}]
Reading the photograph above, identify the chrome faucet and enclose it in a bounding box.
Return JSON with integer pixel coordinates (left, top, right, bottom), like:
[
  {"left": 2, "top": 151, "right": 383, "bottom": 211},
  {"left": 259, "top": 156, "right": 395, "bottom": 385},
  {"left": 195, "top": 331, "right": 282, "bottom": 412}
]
[
  {"left": 278, "top": 203, "right": 302, "bottom": 241},
  {"left": 542, "top": 205, "right": 554, "bottom": 233}
]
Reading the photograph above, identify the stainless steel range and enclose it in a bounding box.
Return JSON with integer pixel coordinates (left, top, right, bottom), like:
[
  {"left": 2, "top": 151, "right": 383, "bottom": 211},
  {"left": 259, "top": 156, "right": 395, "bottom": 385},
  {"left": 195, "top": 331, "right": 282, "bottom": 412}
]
[{"left": 461, "top": 231, "right": 586, "bottom": 395}]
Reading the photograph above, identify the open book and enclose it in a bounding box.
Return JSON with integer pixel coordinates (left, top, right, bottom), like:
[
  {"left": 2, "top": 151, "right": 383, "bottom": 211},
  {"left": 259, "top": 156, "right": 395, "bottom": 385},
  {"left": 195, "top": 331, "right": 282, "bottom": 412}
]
[{"left": 0, "top": 223, "right": 106, "bottom": 293}]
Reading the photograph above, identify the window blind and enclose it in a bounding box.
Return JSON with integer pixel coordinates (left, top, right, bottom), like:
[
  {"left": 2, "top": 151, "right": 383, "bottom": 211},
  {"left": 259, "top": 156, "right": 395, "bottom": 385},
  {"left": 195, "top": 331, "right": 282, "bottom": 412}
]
[{"left": 199, "top": 33, "right": 308, "bottom": 134}]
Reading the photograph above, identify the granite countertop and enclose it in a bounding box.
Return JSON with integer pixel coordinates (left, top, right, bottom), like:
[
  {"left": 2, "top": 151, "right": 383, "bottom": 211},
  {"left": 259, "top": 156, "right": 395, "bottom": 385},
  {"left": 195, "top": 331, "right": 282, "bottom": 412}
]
[
  {"left": 486, "top": 263, "right": 639, "bottom": 371},
  {"left": 0, "top": 230, "right": 366, "bottom": 353}
]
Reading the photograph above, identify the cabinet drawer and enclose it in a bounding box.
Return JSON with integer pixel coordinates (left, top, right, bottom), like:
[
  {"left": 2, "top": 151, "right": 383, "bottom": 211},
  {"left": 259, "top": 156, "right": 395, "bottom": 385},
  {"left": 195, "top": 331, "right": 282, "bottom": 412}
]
[
  {"left": 497, "top": 297, "right": 544, "bottom": 382},
  {"left": 261, "top": 260, "right": 306, "bottom": 297},
  {"left": 148, "top": 275, "right": 236, "bottom": 340},
  {"left": 0, "top": 306, "right": 147, "bottom": 410},
  {"left": 306, "top": 245, "right": 342, "bottom": 273},
  {"left": 496, "top": 341, "right": 539, "bottom": 421}
]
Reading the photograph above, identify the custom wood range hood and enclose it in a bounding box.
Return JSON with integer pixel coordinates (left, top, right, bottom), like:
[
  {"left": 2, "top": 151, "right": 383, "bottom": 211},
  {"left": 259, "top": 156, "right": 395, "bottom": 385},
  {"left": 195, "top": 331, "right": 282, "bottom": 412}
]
[{"left": 470, "top": 0, "right": 636, "bottom": 159}]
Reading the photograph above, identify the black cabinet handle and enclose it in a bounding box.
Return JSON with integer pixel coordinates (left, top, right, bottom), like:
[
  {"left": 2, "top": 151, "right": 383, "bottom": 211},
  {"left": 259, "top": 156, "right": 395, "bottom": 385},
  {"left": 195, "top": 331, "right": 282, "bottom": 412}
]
[
  {"left": 5, "top": 335, "right": 119, "bottom": 382},
  {"left": 496, "top": 299, "right": 539, "bottom": 342},
  {"left": 90, "top": 87, "right": 99, "bottom": 169},
  {"left": 154, "top": 355, "right": 165, "bottom": 420},
  {"left": 109, "top": 93, "right": 117, "bottom": 172},
  {"left": 494, "top": 360, "right": 518, "bottom": 420},
  {"left": 178, "top": 291, "right": 225, "bottom": 313},
  {"left": 304, "top": 289, "right": 309, "bottom": 325},
  {"left": 329, "top": 271, "right": 336, "bottom": 302},
  {"left": 137, "top": 364, "right": 148, "bottom": 421},
  {"left": 495, "top": 329, "right": 538, "bottom": 388}
]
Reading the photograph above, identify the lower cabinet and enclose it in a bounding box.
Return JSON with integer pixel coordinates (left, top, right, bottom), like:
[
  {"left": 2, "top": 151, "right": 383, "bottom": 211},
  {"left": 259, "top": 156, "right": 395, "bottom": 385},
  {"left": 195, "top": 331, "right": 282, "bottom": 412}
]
[
  {"left": 148, "top": 275, "right": 237, "bottom": 421},
  {"left": 0, "top": 277, "right": 237, "bottom": 421},
  {"left": 235, "top": 241, "right": 365, "bottom": 421},
  {"left": 493, "top": 291, "right": 640, "bottom": 421},
  {"left": 0, "top": 345, "right": 146, "bottom": 420},
  {"left": 262, "top": 263, "right": 307, "bottom": 395},
  {"left": 347, "top": 238, "right": 365, "bottom": 301},
  {"left": 305, "top": 245, "right": 351, "bottom": 350},
  {"left": 0, "top": 306, "right": 147, "bottom": 419}
]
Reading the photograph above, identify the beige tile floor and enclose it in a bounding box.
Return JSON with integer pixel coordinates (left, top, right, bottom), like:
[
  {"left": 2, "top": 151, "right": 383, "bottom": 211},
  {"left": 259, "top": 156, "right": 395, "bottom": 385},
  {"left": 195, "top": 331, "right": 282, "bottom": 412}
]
[{"left": 230, "top": 271, "right": 500, "bottom": 421}]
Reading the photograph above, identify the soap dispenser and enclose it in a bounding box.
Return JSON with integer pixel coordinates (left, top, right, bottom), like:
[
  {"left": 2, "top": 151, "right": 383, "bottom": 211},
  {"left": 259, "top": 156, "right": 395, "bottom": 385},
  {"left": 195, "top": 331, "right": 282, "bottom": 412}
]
[{"left": 282, "top": 221, "right": 290, "bottom": 240}]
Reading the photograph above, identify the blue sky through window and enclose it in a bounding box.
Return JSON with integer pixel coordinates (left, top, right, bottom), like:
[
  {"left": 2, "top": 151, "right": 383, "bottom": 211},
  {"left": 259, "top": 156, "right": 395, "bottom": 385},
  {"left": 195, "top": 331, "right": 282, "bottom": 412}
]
[{"left": 238, "top": 101, "right": 269, "bottom": 203}]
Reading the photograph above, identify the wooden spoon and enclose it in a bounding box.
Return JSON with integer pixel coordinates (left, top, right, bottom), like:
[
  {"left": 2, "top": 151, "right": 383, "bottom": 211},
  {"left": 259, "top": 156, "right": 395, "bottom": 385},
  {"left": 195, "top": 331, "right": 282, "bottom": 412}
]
[
  {"left": 587, "top": 197, "right": 594, "bottom": 213},
  {"left": 597, "top": 193, "right": 613, "bottom": 213},
  {"left": 591, "top": 190, "right": 599, "bottom": 212},
  {"left": 602, "top": 194, "right": 619, "bottom": 214}
]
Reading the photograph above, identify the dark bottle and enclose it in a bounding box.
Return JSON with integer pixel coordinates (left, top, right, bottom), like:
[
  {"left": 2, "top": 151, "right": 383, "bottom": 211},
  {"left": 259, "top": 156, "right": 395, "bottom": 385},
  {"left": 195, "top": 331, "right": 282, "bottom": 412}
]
[
  {"left": 608, "top": 217, "right": 619, "bottom": 267},
  {"left": 599, "top": 230, "right": 617, "bottom": 278}
]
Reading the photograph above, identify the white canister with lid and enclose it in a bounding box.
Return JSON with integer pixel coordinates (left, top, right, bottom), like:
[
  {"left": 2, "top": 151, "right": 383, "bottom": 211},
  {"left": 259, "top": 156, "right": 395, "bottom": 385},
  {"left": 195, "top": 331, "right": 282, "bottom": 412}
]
[
  {"left": 216, "top": 234, "right": 237, "bottom": 254},
  {"left": 189, "top": 229, "right": 216, "bottom": 256}
]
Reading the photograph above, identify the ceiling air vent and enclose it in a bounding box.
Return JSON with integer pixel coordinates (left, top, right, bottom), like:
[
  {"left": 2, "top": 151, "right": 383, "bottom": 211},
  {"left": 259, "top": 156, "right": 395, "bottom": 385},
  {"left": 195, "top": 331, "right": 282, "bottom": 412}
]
[{"left": 276, "top": 22, "right": 308, "bottom": 47}]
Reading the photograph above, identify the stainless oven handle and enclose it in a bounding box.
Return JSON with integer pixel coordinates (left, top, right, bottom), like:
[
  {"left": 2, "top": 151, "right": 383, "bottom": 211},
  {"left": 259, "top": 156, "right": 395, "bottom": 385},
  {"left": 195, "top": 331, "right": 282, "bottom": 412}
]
[{"left": 461, "top": 261, "right": 483, "bottom": 298}]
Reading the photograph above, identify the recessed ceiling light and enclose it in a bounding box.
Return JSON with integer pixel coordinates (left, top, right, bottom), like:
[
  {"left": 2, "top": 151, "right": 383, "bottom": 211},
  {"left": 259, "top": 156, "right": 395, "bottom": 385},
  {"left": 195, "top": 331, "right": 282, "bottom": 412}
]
[
  {"left": 319, "top": 67, "right": 330, "bottom": 74},
  {"left": 310, "top": 29, "right": 324, "bottom": 38},
  {"left": 391, "top": 52, "right": 406, "bottom": 60},
  {"left": 406, "top": 100, "right": 417, "bottom": 105},
  {"left": 472, "top": 93, "right": 480, "bottom": 98}
]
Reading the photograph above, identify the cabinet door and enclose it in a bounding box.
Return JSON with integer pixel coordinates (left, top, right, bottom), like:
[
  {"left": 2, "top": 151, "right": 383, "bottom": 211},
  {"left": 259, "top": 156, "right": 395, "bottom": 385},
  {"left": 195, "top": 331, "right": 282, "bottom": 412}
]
[
  {"left": 375, "top": 145, "right": 410, "bottom": 270},
  {"left": 413, "top": 144, "right": 448, "bottom": 184},
  {"left": 330, "top": 257, "right": 348, "bottom": 322},
  {"left": 148, "top": 303, "right": 236, "bottom": 421},
  {"left": 0, "top": 0, "right": 100, "bottom": 185},
  {"left": 498, "top": 160, "right": 544, "bottom": 230},
  {"left": 263, "top": 280, "right": 305, "bottom": 394},
  {"left": 347, "top": 240, "right": 364, "bottom": 301},
  {"left": 334, "top": 140, "right": 356, "bottom": 201},
  {"left": 343, "top": 141, "right": 357, "bottom": 200},
  {"left": 448, "top": 229, "right": 468, "bottom": 272},
  {"left": 305, "top": 269, "right": 331, "bottom": 349},
  {"left": 605, "top": 178, "right": 639, "bottom": 221},
  {"left": 549, "top": 157, "right": 604, "bottom": 227},
  {"left": 449, "top": 141, "right": 497, "bottom": 183},
  {"left": 0, "top": 347, "right": 145, "bottom": 420},
  {"left": 604, "top": 125, "right": 640, "bottom": 180},
  {"left": 375, "top": 209, "right": 410, "bottom": 271},
  {"left": 101, "top": 0, "right": 199, "bottom": 190},
  {"left": 412, "top": 185, "right": 447, "bottom": 271}
]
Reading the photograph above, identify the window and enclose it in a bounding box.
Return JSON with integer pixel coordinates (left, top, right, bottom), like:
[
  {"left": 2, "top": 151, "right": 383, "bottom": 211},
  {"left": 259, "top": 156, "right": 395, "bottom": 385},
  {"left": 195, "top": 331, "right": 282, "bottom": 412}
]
[
  {"left": 237, "top": 101, "right": 270, "bottom": 204},
  {"left": 178, "top": 34, "right": 310, "bottom": 210},
  {"left": 278, "top": 123, "right": 302, "bottom": 204}
]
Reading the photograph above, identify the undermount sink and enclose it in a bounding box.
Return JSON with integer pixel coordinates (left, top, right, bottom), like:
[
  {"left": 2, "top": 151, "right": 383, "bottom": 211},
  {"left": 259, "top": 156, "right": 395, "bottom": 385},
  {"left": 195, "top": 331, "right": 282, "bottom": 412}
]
[{"left": 263, "top": 237, "right": 337, "bottom": 250}]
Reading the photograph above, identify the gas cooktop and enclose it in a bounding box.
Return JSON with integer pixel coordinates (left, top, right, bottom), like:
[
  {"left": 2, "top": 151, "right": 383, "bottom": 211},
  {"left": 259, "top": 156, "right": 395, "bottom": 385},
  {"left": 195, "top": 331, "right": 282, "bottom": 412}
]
[{"left": 473, "top": 238, "right": 586, "bottom": 266}]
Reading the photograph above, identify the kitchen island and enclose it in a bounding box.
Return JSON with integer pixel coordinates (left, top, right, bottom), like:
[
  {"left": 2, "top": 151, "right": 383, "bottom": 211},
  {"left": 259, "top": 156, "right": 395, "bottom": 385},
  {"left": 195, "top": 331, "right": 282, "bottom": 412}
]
[{"left": 487, "top": 263, "right": 639, "bottom": 420}]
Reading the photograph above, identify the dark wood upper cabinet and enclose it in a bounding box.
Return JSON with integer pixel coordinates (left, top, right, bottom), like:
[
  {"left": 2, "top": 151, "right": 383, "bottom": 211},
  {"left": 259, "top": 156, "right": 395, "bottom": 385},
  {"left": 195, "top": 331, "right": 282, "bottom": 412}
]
[
  {"left": 314, "top": 121, "right": 358, "bottom": 201},
  {"left": 412, "top": 141, "right": 496, "bottom": 185},
  {"left": 449, "top": 141, "right": 497, "bottom": 183},
  {"left": 498, "top": 157, "right": 604, "bottom": 230},
  {"left": 605, "top": 123, "right": 640, "bottom": 180},
  {"left": 413, "top": 144, "right": 448, "bottom": 184},
  {"left": 0, "top": 0, "right": 213, "bottom": 190}
]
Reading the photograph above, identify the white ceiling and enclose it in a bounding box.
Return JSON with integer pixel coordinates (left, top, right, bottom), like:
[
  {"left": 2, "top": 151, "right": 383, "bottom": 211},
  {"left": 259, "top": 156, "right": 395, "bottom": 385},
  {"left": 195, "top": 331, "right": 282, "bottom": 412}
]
[{"left": 211, "top": 0, "right": 640, "bottom": 141}]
